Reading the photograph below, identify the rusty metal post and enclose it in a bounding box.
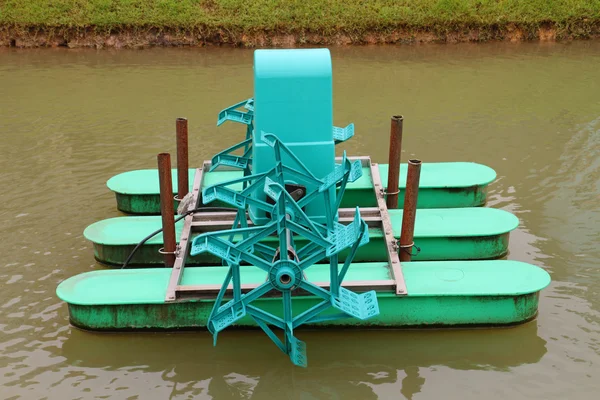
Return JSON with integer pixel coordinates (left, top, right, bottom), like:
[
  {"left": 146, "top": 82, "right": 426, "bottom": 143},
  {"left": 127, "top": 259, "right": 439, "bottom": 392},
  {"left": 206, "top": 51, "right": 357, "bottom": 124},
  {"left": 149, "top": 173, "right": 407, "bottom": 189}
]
[
  {"left": 399, "top": 159, "right": 421, "bottom": 262},
  {"left": 176, "top": 117, "right": 189, "bottom": 201},
  {"left": 158, "top": 153, "right": 177, "bottom": 267},
  {"left": 386, "top": 115, "right": 403, "bottom": 209}
]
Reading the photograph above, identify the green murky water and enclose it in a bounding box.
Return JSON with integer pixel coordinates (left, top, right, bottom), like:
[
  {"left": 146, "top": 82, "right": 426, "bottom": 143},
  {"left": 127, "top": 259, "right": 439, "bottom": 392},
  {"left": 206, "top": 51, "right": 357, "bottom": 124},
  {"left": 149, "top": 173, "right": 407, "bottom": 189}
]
[{"left": 0, "top": 42, "right": 599, "bottom": 399}]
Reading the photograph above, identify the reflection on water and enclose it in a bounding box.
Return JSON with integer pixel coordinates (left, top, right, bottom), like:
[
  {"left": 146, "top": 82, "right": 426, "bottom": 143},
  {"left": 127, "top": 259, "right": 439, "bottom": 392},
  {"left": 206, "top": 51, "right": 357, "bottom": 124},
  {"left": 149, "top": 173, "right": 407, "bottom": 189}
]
[
  {"left": 55, "top": 323, "right": 546, "bottom": 399},
  {"left": 0, "top": 42, "right": 599, "bottom": 398}
]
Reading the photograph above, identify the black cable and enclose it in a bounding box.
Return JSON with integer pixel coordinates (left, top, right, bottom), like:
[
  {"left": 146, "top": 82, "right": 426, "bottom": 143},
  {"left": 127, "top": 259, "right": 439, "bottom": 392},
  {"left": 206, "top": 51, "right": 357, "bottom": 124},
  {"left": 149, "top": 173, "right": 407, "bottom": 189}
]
[{"left": 120, "top": 206, "right": 237, "bottom": 269}]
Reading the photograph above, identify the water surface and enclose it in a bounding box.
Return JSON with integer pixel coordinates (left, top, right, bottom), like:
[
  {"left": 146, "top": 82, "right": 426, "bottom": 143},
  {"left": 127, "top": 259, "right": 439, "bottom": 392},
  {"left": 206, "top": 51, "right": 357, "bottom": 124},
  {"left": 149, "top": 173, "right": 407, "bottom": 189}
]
[{"left": 0, "top": 42, "right": 599, "bottom": 399}]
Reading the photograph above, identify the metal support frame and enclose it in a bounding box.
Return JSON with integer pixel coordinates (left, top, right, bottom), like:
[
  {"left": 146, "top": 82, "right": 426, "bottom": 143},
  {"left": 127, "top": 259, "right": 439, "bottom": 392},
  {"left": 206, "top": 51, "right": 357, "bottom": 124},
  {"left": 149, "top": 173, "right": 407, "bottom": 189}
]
[
  {"left": 165, "top": 161, "right": 209, "bottom": 301},
  {"left": 370, "top": 160, "right": 408, "bottom": 295},
  {"left": 165, "top": 156, "right": 407, "bottom": 301}
]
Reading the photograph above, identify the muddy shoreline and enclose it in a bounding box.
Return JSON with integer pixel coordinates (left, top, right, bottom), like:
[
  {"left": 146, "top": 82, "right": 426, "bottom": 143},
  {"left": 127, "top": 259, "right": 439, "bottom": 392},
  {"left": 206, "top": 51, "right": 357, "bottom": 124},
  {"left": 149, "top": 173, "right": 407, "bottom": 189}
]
[{"left": 2, "top": 23, "right": 600, "bottom": 48}]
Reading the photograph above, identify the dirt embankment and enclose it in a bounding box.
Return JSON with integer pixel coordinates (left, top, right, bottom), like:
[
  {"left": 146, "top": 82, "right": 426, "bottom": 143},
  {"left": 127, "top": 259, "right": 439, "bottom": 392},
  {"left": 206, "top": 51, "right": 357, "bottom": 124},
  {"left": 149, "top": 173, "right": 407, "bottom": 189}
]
[{"left": 2, "top": 23, "right": 599, "bottom": 49}]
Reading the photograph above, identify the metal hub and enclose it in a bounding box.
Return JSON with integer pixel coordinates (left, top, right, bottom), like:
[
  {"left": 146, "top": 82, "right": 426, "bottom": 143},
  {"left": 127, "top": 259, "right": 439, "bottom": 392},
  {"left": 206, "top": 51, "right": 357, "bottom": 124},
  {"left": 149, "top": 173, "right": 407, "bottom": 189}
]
[{"left": 268, "top": 260, "right": 302, "bottom": 291}]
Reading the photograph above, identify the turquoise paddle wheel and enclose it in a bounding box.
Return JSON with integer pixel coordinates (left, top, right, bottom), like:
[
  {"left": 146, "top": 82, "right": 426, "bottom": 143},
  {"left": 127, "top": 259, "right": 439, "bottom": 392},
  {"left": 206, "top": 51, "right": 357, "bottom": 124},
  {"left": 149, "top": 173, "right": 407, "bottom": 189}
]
[
  {"left": 189, "top": 50, "right": 377, "bottom": 366},
  {"left": 191, "top": 132, "right": 377, "bottom": 367}
]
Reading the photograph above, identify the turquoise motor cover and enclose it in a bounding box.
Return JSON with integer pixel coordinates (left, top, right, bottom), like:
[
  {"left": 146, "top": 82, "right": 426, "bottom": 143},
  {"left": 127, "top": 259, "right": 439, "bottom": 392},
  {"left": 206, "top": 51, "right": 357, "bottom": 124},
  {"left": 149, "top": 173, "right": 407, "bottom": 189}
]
[{"left": 250, "top": 49, "right": 335, "bottom": 224}]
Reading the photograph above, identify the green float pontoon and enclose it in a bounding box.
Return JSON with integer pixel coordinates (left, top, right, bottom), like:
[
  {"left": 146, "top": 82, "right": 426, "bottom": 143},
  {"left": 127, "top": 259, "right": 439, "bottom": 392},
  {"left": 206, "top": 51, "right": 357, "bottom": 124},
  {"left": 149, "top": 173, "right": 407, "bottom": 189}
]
[
  {"left": 57, "top": 260, "right": 550, "bottom": 331},
  {"left": 108, "top": 162, "right": 496, "bottom": 214},
  {"left": 57, "top": 48, "right": 550, "bottom": 367},
  {"left": 84, "top": 207, "right": 519, "bottom": 266}
]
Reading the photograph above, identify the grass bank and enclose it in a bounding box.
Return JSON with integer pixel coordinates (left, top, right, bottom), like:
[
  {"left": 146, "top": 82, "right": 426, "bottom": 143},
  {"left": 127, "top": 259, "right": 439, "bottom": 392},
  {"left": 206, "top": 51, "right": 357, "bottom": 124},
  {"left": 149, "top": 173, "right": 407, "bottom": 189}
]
[{"left": 1, "top": 0, "right": 600, "bottom": 48}]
